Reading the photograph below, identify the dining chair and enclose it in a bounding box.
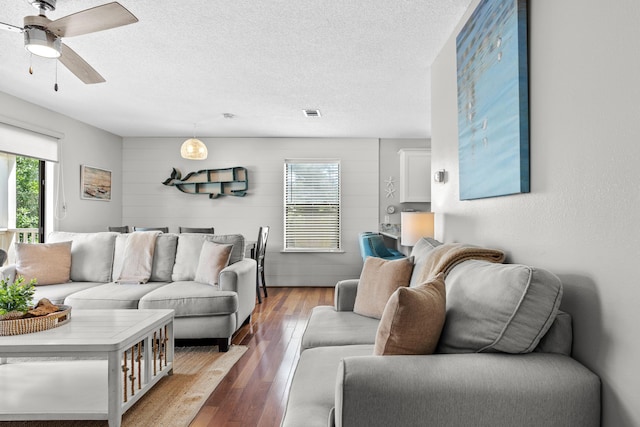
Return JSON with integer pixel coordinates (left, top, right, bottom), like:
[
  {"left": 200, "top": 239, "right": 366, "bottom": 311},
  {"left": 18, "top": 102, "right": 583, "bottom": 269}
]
[
  {"left": 133, "top": 226, "right": 169, "bottom": 233},
  {"left": 108, "top": 226, "right": 129, "bottom": 233},
  {"left": 178, "top": 226, "right": 214, "bottom": 234},
  {"left": 255, "top": 226, "right": 269, "bottom": 303}
]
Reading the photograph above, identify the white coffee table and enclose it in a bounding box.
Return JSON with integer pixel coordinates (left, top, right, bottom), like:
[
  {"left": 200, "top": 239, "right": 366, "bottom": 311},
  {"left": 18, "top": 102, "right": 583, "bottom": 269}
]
[{"left": 0, "top": 309, "right": 174, "bottom": 427}]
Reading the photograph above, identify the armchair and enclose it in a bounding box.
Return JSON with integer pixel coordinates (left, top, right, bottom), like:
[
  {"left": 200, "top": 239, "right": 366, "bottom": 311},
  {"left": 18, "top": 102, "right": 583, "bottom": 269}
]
[{"left": 358, "top": 232, "right": 404, "bottom": 261}]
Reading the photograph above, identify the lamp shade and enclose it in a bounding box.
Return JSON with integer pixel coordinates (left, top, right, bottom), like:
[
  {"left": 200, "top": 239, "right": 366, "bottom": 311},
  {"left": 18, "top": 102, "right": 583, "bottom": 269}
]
[
  {"left": 180, "top": 138, "right": 208, "bottom": 160},
  {"left": 401, "top": 212, "right": 434, "bottom": 246}
]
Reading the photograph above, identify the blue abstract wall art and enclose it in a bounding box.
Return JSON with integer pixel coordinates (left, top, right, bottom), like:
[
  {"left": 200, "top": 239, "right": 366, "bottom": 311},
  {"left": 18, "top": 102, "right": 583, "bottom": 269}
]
[{"left": 457, "top": 0, "right": 529, "bottom": 200}]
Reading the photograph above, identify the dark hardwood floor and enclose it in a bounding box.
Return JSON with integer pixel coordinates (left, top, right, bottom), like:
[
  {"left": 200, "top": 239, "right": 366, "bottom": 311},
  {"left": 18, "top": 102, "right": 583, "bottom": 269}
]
[{"left": 190, "top": 287, "right": 334, "bottom": 427}]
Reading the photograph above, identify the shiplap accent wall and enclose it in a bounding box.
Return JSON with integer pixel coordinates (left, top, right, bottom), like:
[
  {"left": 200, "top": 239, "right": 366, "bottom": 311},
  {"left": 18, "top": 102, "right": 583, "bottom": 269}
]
[{"left": 122, "top": 137, "right": 379, "bottom": 286}]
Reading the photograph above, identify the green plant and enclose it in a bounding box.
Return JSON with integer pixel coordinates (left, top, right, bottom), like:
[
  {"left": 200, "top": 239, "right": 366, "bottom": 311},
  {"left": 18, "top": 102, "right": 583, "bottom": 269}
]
[{"left": 0, "top": 275, "right": 37, "bottom": 316}]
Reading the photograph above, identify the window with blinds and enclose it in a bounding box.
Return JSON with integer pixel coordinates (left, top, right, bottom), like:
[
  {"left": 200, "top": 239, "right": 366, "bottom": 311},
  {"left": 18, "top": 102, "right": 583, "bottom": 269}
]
[{"left": 284, "top": 159, "right": 341, "bottom": 252}]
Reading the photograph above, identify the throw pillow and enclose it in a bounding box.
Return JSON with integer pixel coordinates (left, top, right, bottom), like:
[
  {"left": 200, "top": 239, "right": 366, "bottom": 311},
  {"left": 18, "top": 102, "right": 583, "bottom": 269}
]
[
  {"left": 194, "top": 241, "right": 233, "bottom": 286},
  {"left": 408, "top": 237, "right": 442, "bottom": 287},
  {"left": 353, "top": 256, "right": 414, "bottom": 319},
  {"left": 47, "top": 231, "right": 117, "bottom": 282},
  {"left": 15, "top": 241, "right": 72, "bottom": 286},
  {"left": 374, "top": 273, "right": 446, "bottom": 355},
  {"left": 437, "top": 260, "right": 563, "bottom": 354}
]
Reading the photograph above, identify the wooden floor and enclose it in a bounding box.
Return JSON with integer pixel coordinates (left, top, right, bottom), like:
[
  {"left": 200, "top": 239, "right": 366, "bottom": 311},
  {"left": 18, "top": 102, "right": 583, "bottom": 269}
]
[{"left": 190, "top": 287, "right": 334, "bottom": 427}]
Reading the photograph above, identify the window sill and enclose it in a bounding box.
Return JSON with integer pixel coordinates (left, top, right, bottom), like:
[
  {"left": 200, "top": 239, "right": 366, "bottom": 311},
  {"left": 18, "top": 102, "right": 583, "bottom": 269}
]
[{"left": 281, "top": 249, "right": 345, "bottom": 254}]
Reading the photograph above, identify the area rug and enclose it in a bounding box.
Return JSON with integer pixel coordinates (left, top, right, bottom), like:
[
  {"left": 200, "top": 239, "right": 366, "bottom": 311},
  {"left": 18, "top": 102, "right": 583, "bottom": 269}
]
[{"left": 0, "top": 344, "right": 247, "bottom": 427}]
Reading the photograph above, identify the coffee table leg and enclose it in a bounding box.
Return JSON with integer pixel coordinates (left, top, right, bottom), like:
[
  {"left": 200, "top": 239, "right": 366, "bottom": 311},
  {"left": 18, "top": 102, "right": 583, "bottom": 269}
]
[{"left": 107, "top": 351, "right": 123, "bottom": 427}]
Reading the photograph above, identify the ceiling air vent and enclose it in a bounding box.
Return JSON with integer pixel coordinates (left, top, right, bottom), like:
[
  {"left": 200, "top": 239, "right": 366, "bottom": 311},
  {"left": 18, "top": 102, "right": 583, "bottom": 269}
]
[{"left": 303, "top": 109, "right": 321, "bottom": 118}]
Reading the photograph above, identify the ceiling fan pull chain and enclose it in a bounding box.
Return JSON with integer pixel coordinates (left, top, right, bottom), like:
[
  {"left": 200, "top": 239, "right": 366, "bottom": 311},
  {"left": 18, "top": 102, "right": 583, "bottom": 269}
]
[
  {"left": 54, "top": 60, "right": 58, "bottom": 92},
  {"left": 29, "top": 54, "right": 33, "bottom": 75}
]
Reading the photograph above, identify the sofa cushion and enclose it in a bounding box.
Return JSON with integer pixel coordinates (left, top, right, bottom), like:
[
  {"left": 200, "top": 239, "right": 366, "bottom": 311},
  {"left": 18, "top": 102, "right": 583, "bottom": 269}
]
[
  {"left": 409, "top": 237, "right": 442, "bottom": 287},
  {"left": 195, "top": 241, "right": 233, "bottom": 286},
  {"left": 33, "top": 281, "right": 102, "bottom": 305},
  {"left": 172, "top": 234, "right": 245, "bottom": 281},
  {"left": 113, "top": 233, "right": 178, "bottom": 282},
  {"left": 281, "top": 344, "right": 374, "bottom": 427},
  {"left": 172, "top": 234, "right": 209, "bottom": 281},
  {"left": 139, "top": 281, "right": 238, "bottom": 317},
  {"left": 63, "top": 282, "right": 169, "bottom": 309},
  {"left": 301, "top": 306, "right": 380, "bottom": 352},
  {"left": 48, "top": 232, "right": 117, "bottom": 282},
  {"left": 438, "top": 260, "right": 563, "bottom": 354},
  {"left": 353, "top": 256, "right": 414, "bottom": 319},
  {"left": 534, "top": 311, "right": 572, "bottom": 356},
  {"left": 15, "top": 241, "right": 71, "bottom": 285},
  {"left": 374, "top": 273, "right": 446, "bottom": 355}
]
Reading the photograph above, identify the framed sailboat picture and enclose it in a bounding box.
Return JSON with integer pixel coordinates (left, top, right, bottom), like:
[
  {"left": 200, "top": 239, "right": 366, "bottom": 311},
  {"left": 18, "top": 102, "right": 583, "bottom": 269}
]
[{"left": 81, "top": 165, "right": 112, "bottom": 201}]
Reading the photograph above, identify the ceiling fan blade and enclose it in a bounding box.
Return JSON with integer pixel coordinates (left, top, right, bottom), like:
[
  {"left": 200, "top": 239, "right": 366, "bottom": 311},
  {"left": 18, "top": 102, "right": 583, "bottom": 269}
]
[
  {"left": 47, "top": 2, "right": 138, "bottom": 38},
  {"left": 59, "top": 43, "right": 105, "bottom": 84},
  {"left": 1, "top": 21, "right": 23, "bottom": 33}
]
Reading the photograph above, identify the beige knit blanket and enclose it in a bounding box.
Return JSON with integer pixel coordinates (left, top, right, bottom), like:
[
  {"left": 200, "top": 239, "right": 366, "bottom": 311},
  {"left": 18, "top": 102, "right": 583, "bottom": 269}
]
[
  {"left": 116, "top": 231, "right": 160, "bottom": 284},
  {"left": 418, "top": 243, "right": 506, "bottom": 282}
]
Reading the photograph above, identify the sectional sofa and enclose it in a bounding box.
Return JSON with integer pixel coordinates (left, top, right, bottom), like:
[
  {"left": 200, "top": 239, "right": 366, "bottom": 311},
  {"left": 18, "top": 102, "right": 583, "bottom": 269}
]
[
  {"left": 281, "top": 237, "right": 601, "bottom": 426},
  {"left": 0, "top": 231, "right": 256, "bottom": 351}
]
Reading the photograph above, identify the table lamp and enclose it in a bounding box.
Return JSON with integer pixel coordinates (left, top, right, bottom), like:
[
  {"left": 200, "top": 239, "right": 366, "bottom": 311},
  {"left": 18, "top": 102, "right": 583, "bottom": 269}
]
[{"left": 401, "top": 212, "right": 434, "bottom": 246}]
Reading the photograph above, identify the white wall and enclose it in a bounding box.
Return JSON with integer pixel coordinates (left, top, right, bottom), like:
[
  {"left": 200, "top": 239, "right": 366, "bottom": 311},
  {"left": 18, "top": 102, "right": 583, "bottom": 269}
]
[
  {"left": 0, "top": 91, "right": 123, "bottom": 234},
  {"left": 122, "top": 137, "right": 379, "bottom": 286},
  {"left": 431, "top": 1, "right": 640, "bottom": 425}
]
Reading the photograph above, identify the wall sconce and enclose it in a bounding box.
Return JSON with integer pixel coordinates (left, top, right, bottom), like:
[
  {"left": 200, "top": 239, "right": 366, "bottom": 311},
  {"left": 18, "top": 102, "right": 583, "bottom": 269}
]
[
  {"left": 434, "top": 169, "right": 446, "bottom": 183},
  {"left": 401, "top": 211, "right": 434, "bottom": 246}
]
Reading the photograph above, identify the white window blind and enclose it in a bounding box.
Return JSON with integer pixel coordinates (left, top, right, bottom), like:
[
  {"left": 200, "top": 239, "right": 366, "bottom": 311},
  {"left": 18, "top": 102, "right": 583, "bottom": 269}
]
[
  {"left": 0, "top": 122, "right": 59, "bottom": 162},
  {"left": 284, "top": 159, "right": 341, "bottom": 251}
]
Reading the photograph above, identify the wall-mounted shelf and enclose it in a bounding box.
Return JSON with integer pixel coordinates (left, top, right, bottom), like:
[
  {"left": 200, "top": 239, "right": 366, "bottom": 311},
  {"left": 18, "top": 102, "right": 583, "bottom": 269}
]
[{"left": 162, "top": 167, "right": 248, "bottom": 198}]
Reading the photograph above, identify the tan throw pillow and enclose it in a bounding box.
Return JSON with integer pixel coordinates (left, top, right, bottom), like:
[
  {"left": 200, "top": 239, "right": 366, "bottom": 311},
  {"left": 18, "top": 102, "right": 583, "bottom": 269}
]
[
  {"left": 353, "top": 256, "right": 414, "bottom": 319},
  {"left": 374, "top": 273, "right": 446, "bottom": 356},
  {"left": 15, "top": 241, "right": 72, "bottom": 286},
  {"left": 194, "top": 241, "right": 233, "bottom": 286}
]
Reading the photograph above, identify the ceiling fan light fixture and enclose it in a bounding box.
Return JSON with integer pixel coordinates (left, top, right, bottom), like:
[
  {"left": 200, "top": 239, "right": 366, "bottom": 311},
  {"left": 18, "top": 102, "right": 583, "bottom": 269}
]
[
  {"left": 24, "top": 27, "right": 61, "bottom": 58},
  {"left": 181, "top": 138, "right": 208, "bottom": 160}
]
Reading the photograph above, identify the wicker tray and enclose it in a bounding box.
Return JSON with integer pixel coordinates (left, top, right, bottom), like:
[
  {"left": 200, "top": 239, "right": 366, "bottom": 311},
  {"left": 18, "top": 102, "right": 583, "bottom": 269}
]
[{"left": 0, "top": 306, "right": 71, "bottom": 336}]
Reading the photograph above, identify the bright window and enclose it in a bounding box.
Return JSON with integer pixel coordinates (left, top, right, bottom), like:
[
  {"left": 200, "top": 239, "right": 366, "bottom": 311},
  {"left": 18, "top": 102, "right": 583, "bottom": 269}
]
[{"left": 284, "top": 159, "right": 341, "bottom": 252}]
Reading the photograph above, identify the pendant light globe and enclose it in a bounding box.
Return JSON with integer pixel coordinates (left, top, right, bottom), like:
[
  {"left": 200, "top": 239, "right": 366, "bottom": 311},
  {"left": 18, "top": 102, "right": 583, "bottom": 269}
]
[{"left": 180, "top": 138, "right": 208, "bottom": 160}]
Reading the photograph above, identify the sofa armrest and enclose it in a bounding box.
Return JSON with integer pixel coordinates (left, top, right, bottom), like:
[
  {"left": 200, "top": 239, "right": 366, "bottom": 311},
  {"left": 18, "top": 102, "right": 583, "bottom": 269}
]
[
  {"left": 219, "top": 258, "right": 257, "bottom": 326},
  {"left": 334, "top": 279, "right": 359, "bottom": 311},
  {"left": 0, "top": 264, "right": 16, "bottom": 284},
  {"left": 335, "top": 353, "right": 600, "bottom": 427}
]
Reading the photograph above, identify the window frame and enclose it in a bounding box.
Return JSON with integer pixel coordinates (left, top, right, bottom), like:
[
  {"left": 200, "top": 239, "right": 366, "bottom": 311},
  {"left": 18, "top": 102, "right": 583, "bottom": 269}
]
[{"left": 283, "top": 158, "right": 342, "bottom": 253}]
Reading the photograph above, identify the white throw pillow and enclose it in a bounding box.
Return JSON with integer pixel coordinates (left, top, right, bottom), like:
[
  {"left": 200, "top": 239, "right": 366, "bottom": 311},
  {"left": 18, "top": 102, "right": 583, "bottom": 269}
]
[{"left": 194, "top": 241, "right": 233, "bottom": 286}]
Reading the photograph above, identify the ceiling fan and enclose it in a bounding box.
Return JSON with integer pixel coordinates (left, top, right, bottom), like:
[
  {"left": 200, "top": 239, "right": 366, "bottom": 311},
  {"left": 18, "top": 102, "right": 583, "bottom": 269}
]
[{"left": 0, "top": 0, "right": 138, "bottom": 85}]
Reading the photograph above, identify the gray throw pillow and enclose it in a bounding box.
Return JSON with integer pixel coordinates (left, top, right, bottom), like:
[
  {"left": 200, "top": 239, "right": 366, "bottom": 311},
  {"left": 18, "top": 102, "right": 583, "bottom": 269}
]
[
  {"left": 437, "top": 260, "right": 563, "bottom": 354},
  {"left": 48, "top": 232, "right": 117, "bottom": 282},
  {"left": 409, "top": 237, "right": 442, "bottom": 287}
]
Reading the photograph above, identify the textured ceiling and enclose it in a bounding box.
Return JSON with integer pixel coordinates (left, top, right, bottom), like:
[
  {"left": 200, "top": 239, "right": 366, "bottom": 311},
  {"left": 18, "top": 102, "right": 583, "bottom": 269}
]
[{"left": 0, "top": 0, "right": 471, "bottom": 138}]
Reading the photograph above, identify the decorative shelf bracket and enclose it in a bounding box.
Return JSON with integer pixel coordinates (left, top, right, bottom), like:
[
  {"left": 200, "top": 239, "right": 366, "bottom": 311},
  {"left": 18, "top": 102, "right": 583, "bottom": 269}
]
[{"left": 162, "top": 167, "right": 248, "bottom": 199}]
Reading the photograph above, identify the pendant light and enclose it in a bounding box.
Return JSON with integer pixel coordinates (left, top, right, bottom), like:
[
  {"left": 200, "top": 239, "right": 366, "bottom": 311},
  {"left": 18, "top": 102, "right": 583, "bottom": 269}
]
[{"left": 180, "top": 124, "right": 208, "bottom": 160}]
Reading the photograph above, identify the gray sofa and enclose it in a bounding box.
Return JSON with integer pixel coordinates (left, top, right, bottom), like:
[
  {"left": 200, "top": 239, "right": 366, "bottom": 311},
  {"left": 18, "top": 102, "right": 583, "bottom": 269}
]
[
  {"left": 282, "top": 238, "right": 601, "bottom": 427},
  {"left": 0, "top": 231, "right": 256, "bottom": 351}
]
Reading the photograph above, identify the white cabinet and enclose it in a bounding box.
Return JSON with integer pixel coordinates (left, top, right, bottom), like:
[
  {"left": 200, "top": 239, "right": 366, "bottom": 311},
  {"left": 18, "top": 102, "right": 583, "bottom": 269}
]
[{"left": 399, "top": 148, "right": 431, "bottom": 202}]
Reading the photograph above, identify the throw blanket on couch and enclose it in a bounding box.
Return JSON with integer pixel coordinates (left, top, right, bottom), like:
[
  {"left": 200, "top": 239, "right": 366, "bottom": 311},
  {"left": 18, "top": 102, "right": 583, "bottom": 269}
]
[
  {"left": 116, "top": 231, "right": 160, "bottom": 284},
  {"left": 419, "top": 243, "right": 505, "bottom": 282}
]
